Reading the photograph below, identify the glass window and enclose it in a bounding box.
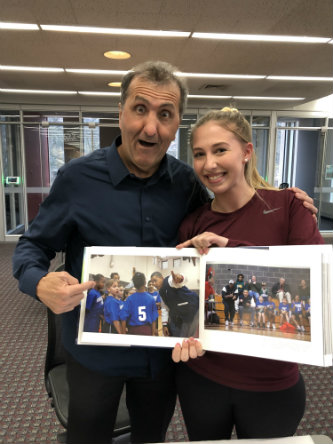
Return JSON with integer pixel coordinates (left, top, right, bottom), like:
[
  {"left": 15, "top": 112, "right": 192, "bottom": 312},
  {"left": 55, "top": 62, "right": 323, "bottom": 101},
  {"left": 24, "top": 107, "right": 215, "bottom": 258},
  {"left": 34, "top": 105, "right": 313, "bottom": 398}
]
[
  {"left": 83, "top": 123, "right": 101, "bottom": 155},
  {"left": 252, "top": 116, "right": 270, "bottom": 127},
  {"left": 82, "top": 112, "right": 119, "bottom": 124},
  {"left": 181, "top": 114, "right": 197, "bottom": 126},
  {"left": 277, "top": 117, "right": 325, "bottom": 127},
  {"left": 23, "top": 110, "right": 80, "bottom": 120},
  {"left": 252, "top": 129, "right": 269, "bottom": 180},
  {"left": 0, "top": 110, "right": 20, "bottom": 122}
]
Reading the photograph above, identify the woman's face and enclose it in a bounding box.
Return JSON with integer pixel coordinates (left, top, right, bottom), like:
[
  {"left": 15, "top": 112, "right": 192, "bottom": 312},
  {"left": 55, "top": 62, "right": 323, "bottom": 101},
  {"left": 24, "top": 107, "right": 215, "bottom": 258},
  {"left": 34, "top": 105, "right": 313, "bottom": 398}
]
[{"left": 192, "top": 121, "right": 252, "bottom": 197}]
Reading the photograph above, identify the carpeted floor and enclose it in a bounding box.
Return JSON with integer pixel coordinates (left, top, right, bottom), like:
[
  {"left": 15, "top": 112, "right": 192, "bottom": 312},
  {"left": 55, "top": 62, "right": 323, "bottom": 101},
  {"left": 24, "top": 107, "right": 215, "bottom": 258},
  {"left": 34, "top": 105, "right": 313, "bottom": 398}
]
[{"left": 1, "top": 242, "right": 332, "bottom": 443}]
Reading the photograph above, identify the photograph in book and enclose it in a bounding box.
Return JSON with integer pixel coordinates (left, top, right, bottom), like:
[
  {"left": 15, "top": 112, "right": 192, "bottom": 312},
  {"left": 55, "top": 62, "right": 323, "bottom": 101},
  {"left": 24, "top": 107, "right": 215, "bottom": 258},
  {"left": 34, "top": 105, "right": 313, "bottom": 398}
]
[
  {"left": 78, "top": 246, "right": 201, "bottom": 348},
  {"left": 200, "top": 246, "right": 331, "bottom": 367},
  {"left": 205, "top": 262, "right": 311, "bottom": 341}
]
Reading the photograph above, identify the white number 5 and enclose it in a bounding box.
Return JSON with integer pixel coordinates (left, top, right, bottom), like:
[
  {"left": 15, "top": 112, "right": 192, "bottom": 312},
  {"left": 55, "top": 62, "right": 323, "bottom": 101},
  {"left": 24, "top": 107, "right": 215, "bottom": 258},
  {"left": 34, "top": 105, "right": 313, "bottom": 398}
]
[{"left": 138, "top": 306, "right": 147, "bottom": 322}]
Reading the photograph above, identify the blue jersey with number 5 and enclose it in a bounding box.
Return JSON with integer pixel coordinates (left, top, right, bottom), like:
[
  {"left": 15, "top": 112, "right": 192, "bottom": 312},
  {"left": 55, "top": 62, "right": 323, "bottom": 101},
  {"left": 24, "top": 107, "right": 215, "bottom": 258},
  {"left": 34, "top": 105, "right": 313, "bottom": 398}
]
[{"left": 120, "top": 292, "right": 158, "bottom": 326}]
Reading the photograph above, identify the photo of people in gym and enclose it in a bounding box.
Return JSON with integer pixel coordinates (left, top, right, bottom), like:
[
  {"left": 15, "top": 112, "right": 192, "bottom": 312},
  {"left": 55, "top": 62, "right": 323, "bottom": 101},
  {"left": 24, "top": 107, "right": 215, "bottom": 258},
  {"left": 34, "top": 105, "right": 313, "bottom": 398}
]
[
  {"left": 204, "top": 262, "right": 311, "bottom": 342},
  {"left": 81, "top": 250, "right": 200, "bottom": 339}
]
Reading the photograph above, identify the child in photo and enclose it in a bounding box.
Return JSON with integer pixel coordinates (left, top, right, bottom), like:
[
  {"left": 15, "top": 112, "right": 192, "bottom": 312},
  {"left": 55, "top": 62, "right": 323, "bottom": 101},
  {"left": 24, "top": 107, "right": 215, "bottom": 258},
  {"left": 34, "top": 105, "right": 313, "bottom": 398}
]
[
  {"left": 279, "top": 296, "right": 290, "bottom": 326},
  {"left": 265, "top": 295, "right": 277, "bottom": 330},
  {"left": 84, "top": 274, "right": 105, "bottom": 333},
  {"left": 290, "top": 295, "right": 305, "bottom": 331},
  {"left": 256, "top": 295, "right": 266, "bottom": 328},
  {"left": 103, "top": 278, "right": 122, "bottom": 334},
  {"left": 120, "top": 272, "right": 158, "bottom": 336}
]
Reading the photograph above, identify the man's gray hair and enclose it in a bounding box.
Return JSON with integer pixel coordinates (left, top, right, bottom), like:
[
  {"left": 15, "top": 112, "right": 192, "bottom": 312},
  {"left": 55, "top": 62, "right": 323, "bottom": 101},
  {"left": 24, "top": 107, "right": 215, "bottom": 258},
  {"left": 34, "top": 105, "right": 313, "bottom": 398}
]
[{"left": 120, "top": 61, "right": 188, "bottom": 117}]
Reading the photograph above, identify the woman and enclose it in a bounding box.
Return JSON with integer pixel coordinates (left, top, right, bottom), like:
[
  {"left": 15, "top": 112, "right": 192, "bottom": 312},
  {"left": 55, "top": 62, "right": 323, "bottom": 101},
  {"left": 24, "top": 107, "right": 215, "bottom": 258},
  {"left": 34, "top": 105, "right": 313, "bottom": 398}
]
[{"left": 173, "top": 108, "right": 324, "bottom": 440}]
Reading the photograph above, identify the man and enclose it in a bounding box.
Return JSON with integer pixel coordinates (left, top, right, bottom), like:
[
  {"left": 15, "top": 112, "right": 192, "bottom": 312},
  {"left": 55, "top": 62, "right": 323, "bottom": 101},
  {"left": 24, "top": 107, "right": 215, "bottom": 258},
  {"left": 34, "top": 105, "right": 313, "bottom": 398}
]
[
  {"left": 150, "top": 270, "right": 199, "bottom": 337},
  {"left": 272, "top": 277, "right": 292, "bottom": 303},
  {"left": 238, "top": 288, "right": 255, "bottom": 327},
  {"left": 12, "top": 61, "right": 208, "bottom": 444},
  {"left": 246, "top": 275, "right": 262, "bottom": 302},
  {"left": 12, "top": 60, "right": 316, "bottom": 444},
  {"left": 221, "top": 279, "right": 238, "bottom": 326}
]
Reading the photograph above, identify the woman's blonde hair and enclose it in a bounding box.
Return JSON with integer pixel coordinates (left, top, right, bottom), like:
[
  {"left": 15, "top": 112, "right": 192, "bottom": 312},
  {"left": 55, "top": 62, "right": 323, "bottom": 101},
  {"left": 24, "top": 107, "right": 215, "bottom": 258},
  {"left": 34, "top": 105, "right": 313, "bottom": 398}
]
[{"left": 190, "top": 107, "right": 275, "bottom": 190}]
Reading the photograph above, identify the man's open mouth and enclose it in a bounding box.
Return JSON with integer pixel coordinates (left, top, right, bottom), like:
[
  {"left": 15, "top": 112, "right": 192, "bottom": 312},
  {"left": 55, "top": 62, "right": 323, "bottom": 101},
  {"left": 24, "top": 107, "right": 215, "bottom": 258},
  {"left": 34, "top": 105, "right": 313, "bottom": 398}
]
[{"left": 139, "top": 139, "right": 157, "bottom": 147}]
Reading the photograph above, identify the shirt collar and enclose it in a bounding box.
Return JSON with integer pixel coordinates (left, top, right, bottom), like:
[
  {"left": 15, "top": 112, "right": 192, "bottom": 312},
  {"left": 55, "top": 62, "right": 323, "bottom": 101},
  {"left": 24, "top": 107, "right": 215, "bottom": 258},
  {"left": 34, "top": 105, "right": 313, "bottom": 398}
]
[{"left": 106, "top": 135, "right": 174, "bottom": 186}]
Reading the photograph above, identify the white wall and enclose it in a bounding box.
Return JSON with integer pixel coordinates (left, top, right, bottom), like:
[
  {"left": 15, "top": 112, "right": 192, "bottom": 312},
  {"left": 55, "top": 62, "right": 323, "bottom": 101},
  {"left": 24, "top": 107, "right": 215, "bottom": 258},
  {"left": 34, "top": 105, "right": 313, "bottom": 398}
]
[{"left": 89, "top": 253, "right": 200, "bottom": 290}]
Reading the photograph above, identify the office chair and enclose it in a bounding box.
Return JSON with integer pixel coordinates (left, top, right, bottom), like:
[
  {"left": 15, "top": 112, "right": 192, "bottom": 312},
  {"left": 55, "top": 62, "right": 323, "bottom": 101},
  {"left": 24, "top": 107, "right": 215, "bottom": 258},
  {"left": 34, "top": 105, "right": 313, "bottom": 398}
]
[{"left": 44, "top": 307, "right": 131, "bottom": 444}]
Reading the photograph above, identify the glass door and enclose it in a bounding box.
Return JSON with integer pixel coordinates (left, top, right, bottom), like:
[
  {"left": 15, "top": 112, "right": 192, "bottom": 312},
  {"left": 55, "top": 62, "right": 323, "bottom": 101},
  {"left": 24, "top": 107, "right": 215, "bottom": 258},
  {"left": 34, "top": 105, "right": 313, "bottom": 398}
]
[
  {"left": 0, "top": 123, "right": 25, "bottom": 237},
  {"left": 315, "top": 127, "right": 333, "bottom": 231},
  {"left": 274, "top": 116, "right": 332, "bottom": 231}
]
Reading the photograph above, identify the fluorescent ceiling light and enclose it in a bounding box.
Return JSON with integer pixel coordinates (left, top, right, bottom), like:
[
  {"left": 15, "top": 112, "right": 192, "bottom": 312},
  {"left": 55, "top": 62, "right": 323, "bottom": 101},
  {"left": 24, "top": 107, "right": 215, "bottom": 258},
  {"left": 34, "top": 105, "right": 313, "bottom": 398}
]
[
  {"left": 267, "top": 75, "right": 333, "bottom": 81},
  {"left": 177, "top": 72, "right": 264, "bottom": 79},
  {"left": 0, "top": 21, "right": 39, "bottom": 30},
  {"left": 188, "top": 95, "right": 232, "bottom": 99},
  {"left": 78, "top": 91, "right": 120, "bottom": 96},
  {"left": 66, "top": 69, "right": 127, "bottom": 75},
  {"left": 329, "top": 39, "right": 333, "bottom": 44},
  {"left": 0, "top": 88, "right": 77, "bottom": 94},
  {"left": 192, "top": 32, "right": 330, "bottom": 44},
  {"left": 233, "top": 96, "right": 304, "bottom": 101},
  {"left": 41, "top": 24, "right": 189, "bottom": 37},
  {"left": 0, "top": 65, "right": 64, "bottom": 72}
]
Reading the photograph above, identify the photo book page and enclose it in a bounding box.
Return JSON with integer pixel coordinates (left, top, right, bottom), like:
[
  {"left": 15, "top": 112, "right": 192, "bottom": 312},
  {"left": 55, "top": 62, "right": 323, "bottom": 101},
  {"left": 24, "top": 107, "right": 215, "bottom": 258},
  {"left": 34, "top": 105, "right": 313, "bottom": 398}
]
[{"left": 77, "top": 244, "right": 333, "bottom": 366}]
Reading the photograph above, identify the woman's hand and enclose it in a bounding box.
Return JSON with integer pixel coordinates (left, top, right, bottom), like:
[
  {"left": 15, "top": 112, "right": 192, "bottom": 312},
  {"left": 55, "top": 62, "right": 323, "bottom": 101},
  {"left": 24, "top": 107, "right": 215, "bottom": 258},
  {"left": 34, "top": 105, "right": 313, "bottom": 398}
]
[
  {"left": 172, "top": 337, "right": 206, "bottom": 362},
  {"left": 176, "top": 232, "right": 229, "bottom": 255}
]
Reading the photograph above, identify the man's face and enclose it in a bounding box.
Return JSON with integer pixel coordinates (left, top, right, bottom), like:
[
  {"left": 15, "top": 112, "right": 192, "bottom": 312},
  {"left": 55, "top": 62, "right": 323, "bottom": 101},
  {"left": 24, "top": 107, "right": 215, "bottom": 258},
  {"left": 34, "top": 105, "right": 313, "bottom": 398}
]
[
  {"left": 151, "top": 275, "right": 163, "bottom": 290},
  {"left": 118, "top": 77, "right": 181, "bottom": 178}
]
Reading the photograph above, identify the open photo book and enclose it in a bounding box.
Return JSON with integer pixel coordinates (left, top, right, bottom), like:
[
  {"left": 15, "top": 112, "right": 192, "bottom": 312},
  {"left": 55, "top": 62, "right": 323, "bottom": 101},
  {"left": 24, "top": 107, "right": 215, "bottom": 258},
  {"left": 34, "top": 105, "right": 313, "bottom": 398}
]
[{"left": 77, "top": 244, "right": 333, "bottom": 367}]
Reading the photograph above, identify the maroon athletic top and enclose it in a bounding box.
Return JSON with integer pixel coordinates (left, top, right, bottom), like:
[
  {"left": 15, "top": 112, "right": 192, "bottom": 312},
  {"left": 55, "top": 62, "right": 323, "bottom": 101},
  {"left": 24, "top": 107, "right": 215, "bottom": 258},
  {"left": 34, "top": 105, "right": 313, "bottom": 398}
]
[{"left": 178, "top": 189, "right": 324, "bottom": 392}]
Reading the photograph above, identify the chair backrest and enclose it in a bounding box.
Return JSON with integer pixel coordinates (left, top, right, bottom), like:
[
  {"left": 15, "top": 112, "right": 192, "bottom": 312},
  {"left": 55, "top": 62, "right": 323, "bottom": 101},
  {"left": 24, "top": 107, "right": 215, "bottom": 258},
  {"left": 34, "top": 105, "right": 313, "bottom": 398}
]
[
  {"left": 44, "top": 308, "right": 66, "bottom": 383},
  {"left": 44, "top": 306, "right": 131, "bottom": 440}
]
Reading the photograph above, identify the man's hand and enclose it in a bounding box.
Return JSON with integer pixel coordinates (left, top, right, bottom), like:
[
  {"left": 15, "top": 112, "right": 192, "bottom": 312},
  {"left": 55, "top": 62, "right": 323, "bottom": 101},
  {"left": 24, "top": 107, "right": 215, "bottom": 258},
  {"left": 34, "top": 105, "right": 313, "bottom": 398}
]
[
  {"left": 172, "top": 338, "right": 205, "bottom": 362},
  {"left": 36, "top": 271, "right": 95, "bottom": 314},
  {"left": 289, "top": 187, "right": 318, "bottom": 220},
  {"left": 171, "top": 270, "right": 184, "bottom": 284}
]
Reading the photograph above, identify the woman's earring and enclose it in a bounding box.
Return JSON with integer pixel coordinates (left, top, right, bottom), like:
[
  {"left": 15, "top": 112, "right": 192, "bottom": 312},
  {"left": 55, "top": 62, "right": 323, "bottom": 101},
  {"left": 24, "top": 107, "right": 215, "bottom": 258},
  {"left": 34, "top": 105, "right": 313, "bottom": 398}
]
[{"left": 245, "top": 158, "right": 248, "bottom": 162}]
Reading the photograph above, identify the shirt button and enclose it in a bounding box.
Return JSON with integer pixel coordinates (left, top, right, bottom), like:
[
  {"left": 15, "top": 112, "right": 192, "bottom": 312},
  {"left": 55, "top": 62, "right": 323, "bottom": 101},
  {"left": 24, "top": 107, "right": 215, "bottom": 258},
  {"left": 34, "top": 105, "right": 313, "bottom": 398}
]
[{"left": 145, "top": 216, "right": 151, "bottom": 222}]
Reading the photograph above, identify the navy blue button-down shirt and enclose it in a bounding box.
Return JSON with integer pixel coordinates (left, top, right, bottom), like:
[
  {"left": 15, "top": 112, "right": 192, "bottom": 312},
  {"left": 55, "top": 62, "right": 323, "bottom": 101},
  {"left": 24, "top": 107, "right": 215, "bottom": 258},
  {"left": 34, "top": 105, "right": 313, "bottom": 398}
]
[{"left": 13, "top": 136, "right": 208, "bottom": 376}]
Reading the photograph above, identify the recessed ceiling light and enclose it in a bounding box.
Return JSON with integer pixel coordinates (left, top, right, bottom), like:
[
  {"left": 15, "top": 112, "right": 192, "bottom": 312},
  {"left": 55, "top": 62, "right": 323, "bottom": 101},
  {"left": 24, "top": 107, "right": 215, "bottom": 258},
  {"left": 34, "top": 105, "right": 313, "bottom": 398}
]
[
  {"left": 41, "top": 24, "right": 190, "bottom": 37},
  {"left": 192, "top": 32, "right": 330, "bottom": 43},
  {"left": 0, "top": 21, "right": 39, "bottom": 30},
  {"left": 108, "top": 82, "right": 122, "bottom": 87},
  {"left": 104, "top": 51, "right": 131, "bottom": 60}
]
